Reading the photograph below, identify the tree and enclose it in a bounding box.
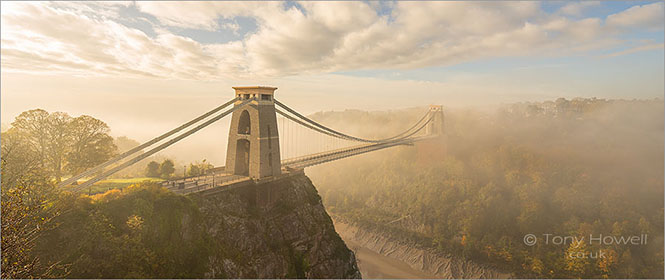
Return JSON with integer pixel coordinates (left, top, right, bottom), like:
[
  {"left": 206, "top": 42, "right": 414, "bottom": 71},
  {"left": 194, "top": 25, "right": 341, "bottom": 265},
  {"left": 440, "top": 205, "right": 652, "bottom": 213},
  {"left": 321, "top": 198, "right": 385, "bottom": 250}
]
[
  {"left": 185, "top": 160, "right": 214, "bottom": 177},
  {"left": 1, "top": 130, "right": 61, "bottom": 278},
  {"left": 10, "top": 109, "right": 51, "bottom": 168},
  {"left": 10, "top": 109, "right": 119, "bottom": 182},
  {"left": 65, "top": 115, "right": 118, "bottom": 176},
  {"left": 11, "top": 110, "right": 73, "bottom": 183},
  {"left": 1, "top": 184, "right": 61, "bottom": 279},
  {"left": 198, "top": 159, "right": 213, "bottom": 175},
  {"left": 145, "top": 161, "right": 160, "bottom": 178},
  {"left": 32, "top": 184, "right": 211, "bottom": 278},
  {"left": 1, "top": 129, "right": 44, "bottom": 189},
  {"left": 44, "top": 112, "right": 73, "bottom": 183},
  {"left": 597, "top": 249, "right": 618, "bottom": 278},
  {"left": 114, "top": 136, "right": 140, "bottom": 153},
  {"left": 186, "top": 163, "right": 201, "bottom": 177},
  {"left": 158, "top": 160, "right": 175, "bottom": 179}
]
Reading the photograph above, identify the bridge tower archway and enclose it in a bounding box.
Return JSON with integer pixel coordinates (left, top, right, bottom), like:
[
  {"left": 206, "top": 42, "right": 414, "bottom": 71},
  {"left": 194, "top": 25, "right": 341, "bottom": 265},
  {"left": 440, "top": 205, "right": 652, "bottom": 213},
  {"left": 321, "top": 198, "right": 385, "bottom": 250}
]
[
  {"left": 237, "top": 110, "right": 251, "bottom": 134},
  {"left": 234, "top": 139, "right": 250, "bottom": 175},
  {"left": 225, "top": 86, "right": 282, "bottom": 179}
]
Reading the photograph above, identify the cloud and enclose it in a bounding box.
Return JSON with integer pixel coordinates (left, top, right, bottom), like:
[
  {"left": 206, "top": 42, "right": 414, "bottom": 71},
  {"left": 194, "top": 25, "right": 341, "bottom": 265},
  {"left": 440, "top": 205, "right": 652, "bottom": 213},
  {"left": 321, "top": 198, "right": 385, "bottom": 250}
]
[
  {"left": 606, "top": 2, "right": 664, "bottom": 30},
  {"left": 601, "top": 42, "right": 664, "bottom": 58},
  {"left": 0, "top": 2, "right": 235, "bottom": 79},
  {"left": 1, "top": 1, "right": 662, "bottom": 79}
]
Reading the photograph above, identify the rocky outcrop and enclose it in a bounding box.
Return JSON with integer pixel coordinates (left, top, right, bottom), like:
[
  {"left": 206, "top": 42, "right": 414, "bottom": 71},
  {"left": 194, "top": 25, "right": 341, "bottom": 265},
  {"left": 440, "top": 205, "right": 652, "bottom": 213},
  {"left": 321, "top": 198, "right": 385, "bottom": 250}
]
[
  {"left": 192, "top": 174, "right": 361, "bottom": 279},
  {"left": 335, "top": 221, "right": 511, "bottom": 279}
]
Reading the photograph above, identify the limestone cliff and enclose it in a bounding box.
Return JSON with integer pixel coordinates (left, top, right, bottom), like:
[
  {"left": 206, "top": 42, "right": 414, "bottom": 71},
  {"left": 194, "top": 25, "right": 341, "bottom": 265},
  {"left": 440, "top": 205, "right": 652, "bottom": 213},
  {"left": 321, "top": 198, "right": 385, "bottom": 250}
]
[
  {"left": 192, "top": 173, "right": 361, "bottom": 278},
  {"left": 335, "top": 221, "right": 510, "bottom": 279}
]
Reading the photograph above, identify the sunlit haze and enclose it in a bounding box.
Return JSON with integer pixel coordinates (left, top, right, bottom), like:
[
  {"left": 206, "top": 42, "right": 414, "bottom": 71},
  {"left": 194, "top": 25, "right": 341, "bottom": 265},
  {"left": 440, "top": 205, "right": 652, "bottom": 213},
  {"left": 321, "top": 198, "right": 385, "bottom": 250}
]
[{"left": 2, "top": 1, "right": 663, "bottom": 164}]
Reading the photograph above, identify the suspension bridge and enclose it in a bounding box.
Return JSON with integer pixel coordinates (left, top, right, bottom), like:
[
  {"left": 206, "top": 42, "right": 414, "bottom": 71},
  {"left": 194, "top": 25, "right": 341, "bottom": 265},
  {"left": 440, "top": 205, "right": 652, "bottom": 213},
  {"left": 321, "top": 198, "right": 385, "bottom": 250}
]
[{"left": 58, "top": 86, "right": 445, "bottom": 196}]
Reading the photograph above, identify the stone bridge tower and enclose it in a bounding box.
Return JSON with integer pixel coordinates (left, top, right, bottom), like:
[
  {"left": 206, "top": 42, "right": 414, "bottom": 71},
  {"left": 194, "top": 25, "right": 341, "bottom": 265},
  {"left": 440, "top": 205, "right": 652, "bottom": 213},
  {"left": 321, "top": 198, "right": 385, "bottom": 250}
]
[
  {"left": 418, "top": 105, "right": 447, "bottom": 160},
  {"left": 225, "top": 86, "right": 281, "bottom": 179},
  {"left": 426, "top": 105, "right": 445, "bottom": 136}
]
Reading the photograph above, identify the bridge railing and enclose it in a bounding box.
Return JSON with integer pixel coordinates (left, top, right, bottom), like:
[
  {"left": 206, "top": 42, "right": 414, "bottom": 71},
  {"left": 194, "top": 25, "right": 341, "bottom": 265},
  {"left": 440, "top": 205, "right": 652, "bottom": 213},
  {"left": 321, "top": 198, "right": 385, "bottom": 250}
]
[
  {"left": 283, "top": 135, "right": 438, "bottom": 169},
  {"left": 162, "top": 173, "right": 248, "bottom": 194},
  {"left": 281, "top": 142, "right": 376, "bottom": 165}
]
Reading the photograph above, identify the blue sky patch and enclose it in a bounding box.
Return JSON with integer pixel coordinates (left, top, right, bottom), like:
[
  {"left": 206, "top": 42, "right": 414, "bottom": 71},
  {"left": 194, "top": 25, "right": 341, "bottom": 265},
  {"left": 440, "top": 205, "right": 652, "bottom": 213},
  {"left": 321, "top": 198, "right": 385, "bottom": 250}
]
[{"left": 167, "top": 16, "right": 258, "bottom": 44}]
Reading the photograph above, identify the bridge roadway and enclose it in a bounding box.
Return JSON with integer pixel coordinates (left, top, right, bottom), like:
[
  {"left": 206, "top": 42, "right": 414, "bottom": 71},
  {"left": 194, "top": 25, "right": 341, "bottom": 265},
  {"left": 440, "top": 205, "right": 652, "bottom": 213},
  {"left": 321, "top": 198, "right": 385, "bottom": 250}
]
[{"left": 163, "top": 135, "right": 437, "bottom": 195}]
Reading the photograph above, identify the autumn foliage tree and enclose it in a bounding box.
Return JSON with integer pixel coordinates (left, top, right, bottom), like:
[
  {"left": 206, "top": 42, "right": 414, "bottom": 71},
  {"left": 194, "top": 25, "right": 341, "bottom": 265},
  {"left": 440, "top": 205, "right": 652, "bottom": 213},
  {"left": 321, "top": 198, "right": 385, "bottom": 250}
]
[
  {"left": 1, "top": 129, "right": 61, "bottom": 278},
  {"left": 145, "top": 161, "right": 160, "bottom": 178},
  {"left": 186, "top": 159, "right": 213, "bottom": 177},
  {"left": 159, "top": 160, "right": 175, "bottom": 179},
  {"left": 65, "top": 115, "right": 117, "bottom": 176},
  {"left": 2, "top": 109, "right": 119, "bottom": 278},
  {"left": 9, "top": 109, "right": 118, "bottom": 183}
]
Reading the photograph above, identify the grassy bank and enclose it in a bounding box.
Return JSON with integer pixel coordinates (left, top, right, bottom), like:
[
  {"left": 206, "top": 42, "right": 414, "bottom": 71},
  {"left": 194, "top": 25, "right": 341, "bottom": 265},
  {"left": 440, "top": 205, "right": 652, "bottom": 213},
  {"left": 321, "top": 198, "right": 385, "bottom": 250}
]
[{"left": 75, "top": 177, "right": 165, "bottom": 194}]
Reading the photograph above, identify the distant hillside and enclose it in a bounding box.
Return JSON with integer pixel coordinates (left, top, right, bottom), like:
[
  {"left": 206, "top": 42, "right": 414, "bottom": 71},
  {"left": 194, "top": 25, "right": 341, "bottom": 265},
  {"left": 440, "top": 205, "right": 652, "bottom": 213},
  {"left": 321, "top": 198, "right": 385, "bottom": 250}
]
[{"left": 309, "top": 98, "right": 664, "bottom": 279}]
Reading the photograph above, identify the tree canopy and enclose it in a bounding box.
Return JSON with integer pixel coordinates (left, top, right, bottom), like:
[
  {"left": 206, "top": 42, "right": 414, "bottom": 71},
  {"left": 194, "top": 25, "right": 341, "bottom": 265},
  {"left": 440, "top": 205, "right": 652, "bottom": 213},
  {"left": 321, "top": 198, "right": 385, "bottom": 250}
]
[
  {"left": 145, "top": 161, "right": 160, "bottom": 178},
  {"left": 159, "top": 159, "right": 175, "bottom": 179},
  {"left": 9, "top": 109, "right": 118, "bottom": 183}
]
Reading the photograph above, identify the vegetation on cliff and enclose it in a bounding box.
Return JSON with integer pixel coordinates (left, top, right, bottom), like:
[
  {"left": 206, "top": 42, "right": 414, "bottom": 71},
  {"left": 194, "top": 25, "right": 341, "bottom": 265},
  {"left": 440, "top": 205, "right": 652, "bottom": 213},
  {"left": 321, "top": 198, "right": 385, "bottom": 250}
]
[
  {"left": 4, "top": 177, "right": 360, "bottom": 279},
  {"left": 34, "top": 184, "right": 211, "bottom": 278}
]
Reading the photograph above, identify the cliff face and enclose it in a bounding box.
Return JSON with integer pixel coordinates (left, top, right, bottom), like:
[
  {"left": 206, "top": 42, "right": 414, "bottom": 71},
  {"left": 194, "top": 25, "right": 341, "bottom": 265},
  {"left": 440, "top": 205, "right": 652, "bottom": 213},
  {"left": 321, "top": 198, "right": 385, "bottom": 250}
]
[
  {"left": 335, "top": 221, "right": 510, "bottom": 279},
  {"left": 193, "top": 173, "right": 361, "bottom": 279}
]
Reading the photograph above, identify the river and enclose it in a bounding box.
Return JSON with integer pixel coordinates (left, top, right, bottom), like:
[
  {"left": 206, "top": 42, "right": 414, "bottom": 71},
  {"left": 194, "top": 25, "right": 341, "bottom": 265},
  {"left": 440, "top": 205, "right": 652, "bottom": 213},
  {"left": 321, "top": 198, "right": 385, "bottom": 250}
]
[{"left": 334, "top": 221, "right": 437, "bottom": 278}]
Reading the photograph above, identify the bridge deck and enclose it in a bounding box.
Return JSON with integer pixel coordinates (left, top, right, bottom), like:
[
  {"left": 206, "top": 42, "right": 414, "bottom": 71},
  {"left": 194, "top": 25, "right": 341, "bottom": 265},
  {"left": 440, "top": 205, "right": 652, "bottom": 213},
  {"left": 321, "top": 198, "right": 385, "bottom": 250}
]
[
  {"left": 282, "top": 135, "right": 437, "bottom": 169},
  {"left": 162, "top": 173, "right": 249, "bottom": 195}
]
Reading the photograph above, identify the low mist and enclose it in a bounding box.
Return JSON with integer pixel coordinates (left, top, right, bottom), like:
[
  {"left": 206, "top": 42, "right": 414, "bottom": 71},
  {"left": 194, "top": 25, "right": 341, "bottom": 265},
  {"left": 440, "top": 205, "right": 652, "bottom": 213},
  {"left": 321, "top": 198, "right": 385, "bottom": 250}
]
[{"left": 306, "top": 97, "right": 664, "bottom": 279}]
